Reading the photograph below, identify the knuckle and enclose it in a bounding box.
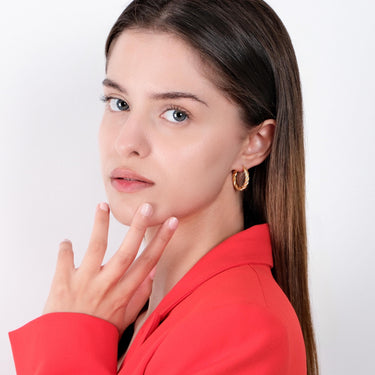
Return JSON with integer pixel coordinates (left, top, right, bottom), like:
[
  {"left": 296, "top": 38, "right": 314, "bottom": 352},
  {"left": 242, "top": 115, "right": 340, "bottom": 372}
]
[
  {"left": 89, "top": 238, "right": 107, "bottom": 252},
  {"left": 116, "top": 251, "right": 135, "bottom": 267},
  {"left": 139, "top": 251, "right": 157, "bottom": 268},
  {"left": 156, "top": 228, "right": 173, "bottom": 246},
  {"left": 130, "top": 219, "right": 146, "bottom": 234}
]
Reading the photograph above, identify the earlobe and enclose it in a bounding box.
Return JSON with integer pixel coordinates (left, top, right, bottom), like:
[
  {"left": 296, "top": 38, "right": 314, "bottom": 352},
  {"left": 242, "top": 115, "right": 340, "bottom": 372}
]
[{"left": 237, "top": 119, "right": 276, "bottom": 170}]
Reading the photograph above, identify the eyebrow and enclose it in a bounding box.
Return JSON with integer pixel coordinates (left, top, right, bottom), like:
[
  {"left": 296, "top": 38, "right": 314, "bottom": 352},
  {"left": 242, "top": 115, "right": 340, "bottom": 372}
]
[{"left": 102, "top": 78, "right": 208, "bottom": 107}]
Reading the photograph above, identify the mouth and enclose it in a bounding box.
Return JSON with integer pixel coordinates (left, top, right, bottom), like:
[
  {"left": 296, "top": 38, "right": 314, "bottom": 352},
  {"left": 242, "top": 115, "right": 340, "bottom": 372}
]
[
  {"left": 115, "top": 177, "right": 147, "bottom": 182},
  {"left": 110, "top": 168, "right": 154, "bottom": 193}
]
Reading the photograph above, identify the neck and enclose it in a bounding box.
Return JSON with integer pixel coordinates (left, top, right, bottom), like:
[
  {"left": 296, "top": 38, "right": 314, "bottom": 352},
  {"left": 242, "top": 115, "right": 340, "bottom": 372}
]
[{"left": 144, "top": 188, "right": 244, "bottom": 315}]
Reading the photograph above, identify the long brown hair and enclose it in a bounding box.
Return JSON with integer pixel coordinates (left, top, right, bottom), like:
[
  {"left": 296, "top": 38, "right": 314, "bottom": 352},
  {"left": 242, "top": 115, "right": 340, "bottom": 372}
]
[{"left": 105, "top": 0, "right": 318, "bottom": 373}]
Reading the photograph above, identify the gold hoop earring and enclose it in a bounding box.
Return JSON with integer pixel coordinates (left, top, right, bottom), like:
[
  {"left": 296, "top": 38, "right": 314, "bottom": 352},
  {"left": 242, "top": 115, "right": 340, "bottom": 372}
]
[{"left": 232, "top": 167, "right": 250, "bottom": 191}]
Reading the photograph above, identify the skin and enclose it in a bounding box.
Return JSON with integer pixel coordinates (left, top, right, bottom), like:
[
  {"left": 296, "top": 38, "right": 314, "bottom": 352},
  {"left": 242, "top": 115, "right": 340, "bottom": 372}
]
[{"left": 44, "top": 30, "right": 275, "bottom": 339}]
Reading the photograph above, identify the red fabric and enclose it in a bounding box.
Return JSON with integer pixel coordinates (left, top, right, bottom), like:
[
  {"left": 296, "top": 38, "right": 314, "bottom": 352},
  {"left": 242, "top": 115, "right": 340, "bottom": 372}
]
[
  {"left": 9, "top": 312, "right": 119, "bottom": 374},
  {"left": 9, "top": 224, "right": 306, "bottom": 374}
]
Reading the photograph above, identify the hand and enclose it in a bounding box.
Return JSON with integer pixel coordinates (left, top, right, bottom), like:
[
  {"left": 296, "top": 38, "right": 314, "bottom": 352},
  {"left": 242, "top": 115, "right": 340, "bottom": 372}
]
[{"left": 43, "top": 202, "right": 178, "bottom": 334}]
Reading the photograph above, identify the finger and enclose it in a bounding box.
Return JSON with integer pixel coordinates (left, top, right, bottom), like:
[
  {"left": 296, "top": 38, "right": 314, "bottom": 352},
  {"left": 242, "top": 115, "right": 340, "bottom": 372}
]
[
  {"left": 123, "top": 272, "right": 154, "bottom": 326},
  {"left": 53, "top": 239, "right": 74, "bottom": 283},
  {"left": 118, "top": 217, "right": 178, "bottom": 298},
  {"left": 103, "top": 203, "right": 153, "bottom": 281},
  {"left": 43, "top": 239, "right": 74, "bottom": 314},
  {"left": 80, "top": 203, "right": 110, "bottom": 272}
]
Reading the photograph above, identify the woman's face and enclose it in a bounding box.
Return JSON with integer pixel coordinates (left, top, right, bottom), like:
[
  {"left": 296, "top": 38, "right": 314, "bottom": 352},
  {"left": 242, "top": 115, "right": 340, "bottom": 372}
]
[{"left": 99, "top": 30, "right": 248, "bottom": 226}]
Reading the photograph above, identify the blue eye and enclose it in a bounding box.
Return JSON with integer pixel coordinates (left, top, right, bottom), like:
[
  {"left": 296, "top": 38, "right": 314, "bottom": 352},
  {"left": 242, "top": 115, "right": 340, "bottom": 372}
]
[
  {"left": 163, "top": 108, "right": 189, "bottom": 123},
  {"left": 109, "top": 98, "right": 129, "bottom": 112},
  {"left": 101, "top": 96, "right": 129, "bottom": 112}
]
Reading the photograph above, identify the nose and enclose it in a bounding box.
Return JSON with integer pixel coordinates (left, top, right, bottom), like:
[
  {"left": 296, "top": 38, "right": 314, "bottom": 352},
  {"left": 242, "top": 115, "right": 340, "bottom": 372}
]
[{"left": 114, "top": 113, "right": 151, "bottom": 158}]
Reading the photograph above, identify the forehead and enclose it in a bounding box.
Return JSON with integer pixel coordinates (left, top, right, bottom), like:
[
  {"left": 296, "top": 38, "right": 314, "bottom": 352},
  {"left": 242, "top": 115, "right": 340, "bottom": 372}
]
[{"left": 106, "top": 29, "right": 219, "bottom": 94}]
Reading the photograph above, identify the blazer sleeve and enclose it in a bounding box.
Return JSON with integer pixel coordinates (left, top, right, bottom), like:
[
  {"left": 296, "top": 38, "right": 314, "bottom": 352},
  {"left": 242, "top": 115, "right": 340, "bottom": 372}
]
[
  {"left": 9, "top": 313, "right": 119, "bottom": 375},
  {"left": 145, "top": 304, "right": 291, "bottom": 375}
]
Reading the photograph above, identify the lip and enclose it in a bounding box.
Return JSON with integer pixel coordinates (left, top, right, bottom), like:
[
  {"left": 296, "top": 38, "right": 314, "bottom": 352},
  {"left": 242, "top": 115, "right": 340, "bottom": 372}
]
[{"left": 110, "top": 168, "right": 154, "bottom": 193}]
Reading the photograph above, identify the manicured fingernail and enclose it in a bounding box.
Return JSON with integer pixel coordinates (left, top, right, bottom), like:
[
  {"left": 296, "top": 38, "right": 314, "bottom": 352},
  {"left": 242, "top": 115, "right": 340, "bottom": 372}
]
[
  {"left": 61, "top": 238, "right": 72, "bottom": 244},
  {"left": 140, "top": 203, "right": 153, "bottom": 217},
  {"left": 99, "top": 202, "right": 109, "bottom": 212},
  {"left": 168, "top": 217, "right": 178, "bottom": 230}
]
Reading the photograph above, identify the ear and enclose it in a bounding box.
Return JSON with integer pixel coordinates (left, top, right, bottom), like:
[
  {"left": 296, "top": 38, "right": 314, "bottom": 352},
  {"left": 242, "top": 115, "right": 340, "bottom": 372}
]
[{"left": 233, "top": 119, "right": 276, "bottom": 171}]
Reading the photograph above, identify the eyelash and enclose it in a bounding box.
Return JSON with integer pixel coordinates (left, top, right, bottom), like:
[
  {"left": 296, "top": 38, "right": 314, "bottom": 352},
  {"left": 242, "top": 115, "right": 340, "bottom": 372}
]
[
  {"left": 100, "top": 95, "right": 127, "bottom": 106},
  {"left": 165, "top": 105, "right": 191, "bottom": 120},
  {"left": 100, "top": 95, "right": 110, "bottom": 102},
  {"left": 100, "top": 95, "right": 191, "bottom": 121}
]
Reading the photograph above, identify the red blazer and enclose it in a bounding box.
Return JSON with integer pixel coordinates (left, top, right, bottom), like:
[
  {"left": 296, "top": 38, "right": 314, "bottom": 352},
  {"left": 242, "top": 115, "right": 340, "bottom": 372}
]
[{"left": 9, "top": 224, "right": 306, "bottom": 374}]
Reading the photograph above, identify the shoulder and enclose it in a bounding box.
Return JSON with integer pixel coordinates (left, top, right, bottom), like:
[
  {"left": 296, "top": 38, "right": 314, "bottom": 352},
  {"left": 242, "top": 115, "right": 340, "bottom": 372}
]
[
  {"left": 146, "top": 265, "right": 306, "bottom": 374},
  {"left": 177, "top": 263, "right": 285, "bottom": 313},
  {"left": 177, "top": 263, "right": 302, "bottom": 336},
  {"left": 148, "top": 303, "right": 290, "bottom": 375},
  {"left": 171, "top": 301, "right": 290, "bottom": 345}
]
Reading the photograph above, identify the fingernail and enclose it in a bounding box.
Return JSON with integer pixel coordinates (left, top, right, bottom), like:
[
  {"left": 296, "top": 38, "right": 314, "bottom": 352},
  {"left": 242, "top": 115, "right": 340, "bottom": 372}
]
[
  {"left": 168, "top": 217, "right": 178, "bottom": 230},
  {"left": 149, "top": 267, "right": 157, "bottom": 280},
  {"left": 99, "top": 202, "right": 109, "bottom": 212},
  {"left": 140, "top": 203, "right": 153, "bottom": 217},
  {"left": 61, "top": 238, "right": 72, "bottom": 244}
]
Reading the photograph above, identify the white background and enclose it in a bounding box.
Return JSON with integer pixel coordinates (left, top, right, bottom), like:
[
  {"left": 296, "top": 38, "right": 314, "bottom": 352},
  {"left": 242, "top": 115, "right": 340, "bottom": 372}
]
[{"left": 1, "top": 1, "right": 374, "bottom": 374}]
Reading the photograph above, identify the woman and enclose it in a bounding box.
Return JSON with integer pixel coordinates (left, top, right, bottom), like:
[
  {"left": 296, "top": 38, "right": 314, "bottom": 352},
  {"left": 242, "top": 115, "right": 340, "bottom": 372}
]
[{"left": 9, "top": 0, "right": 319, "bottom": 374}]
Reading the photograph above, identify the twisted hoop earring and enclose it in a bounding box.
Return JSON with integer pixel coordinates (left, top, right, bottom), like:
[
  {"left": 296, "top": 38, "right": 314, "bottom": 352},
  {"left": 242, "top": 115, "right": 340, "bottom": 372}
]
[{"left": 232, "top": 167, "right": 250, "bottom": 191}]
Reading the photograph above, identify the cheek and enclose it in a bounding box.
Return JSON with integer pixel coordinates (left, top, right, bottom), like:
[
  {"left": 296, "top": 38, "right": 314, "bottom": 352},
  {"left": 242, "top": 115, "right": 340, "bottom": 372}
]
[
  {"left": 180, "top": 131, "right": 238, "bottom": 176},
  {"left": 97, "top": 118, "right": 243, "bottom": 225},
  {"left": 152, "top": 135, "right": 237, "bottom": 217}
]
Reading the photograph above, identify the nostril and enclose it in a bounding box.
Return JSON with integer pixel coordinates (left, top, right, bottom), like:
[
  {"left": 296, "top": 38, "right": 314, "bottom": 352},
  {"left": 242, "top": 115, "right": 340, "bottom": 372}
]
[
  {"left": 114, "top": 140, "right": 145, "bottom": 158},
  {"left": 113, "top": 120, "right": 151, "bottom": 158}
]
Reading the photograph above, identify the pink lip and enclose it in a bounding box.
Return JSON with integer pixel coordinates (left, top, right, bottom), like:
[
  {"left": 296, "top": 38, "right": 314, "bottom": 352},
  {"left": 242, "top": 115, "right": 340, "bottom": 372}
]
[{"left": 110, "top": 168, "right": 154, "bottom": 193}]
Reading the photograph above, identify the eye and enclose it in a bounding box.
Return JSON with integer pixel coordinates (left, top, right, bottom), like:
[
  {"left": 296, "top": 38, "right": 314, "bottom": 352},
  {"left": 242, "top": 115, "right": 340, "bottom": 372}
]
[
  {"left": 109, "top": 98, "right": 129, "bottom": 112},
  {"left": 101, "top": 96, "right": 129, "bottom": 112},
  {"left": 162, "top": 108, "right": 189, "bottom": 123}
]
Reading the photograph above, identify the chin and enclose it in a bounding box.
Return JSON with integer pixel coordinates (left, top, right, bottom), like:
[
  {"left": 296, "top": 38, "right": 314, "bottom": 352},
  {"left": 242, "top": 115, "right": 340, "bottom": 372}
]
[
  {"left": 109, "top": 200, "right": 172, "bottom": 228},
  {"left": 109, "top": 203, "right": 134, "bottom": 226}
]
